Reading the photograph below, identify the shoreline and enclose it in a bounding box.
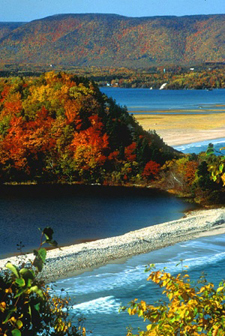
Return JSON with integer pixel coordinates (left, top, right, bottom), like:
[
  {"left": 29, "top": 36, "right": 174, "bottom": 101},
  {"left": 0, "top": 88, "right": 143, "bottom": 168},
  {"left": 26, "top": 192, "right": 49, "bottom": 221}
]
[
  {"left": 1, "top": 208, "right": 224, "bottom": 283},
  {"left": 0, "top": 133, "right": 224, "bottom": 282}
]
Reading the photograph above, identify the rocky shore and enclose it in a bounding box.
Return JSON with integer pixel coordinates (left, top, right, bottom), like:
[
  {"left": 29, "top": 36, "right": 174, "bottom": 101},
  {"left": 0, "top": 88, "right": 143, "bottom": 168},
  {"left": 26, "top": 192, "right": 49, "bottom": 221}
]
[{"left": 1, "top": 208, "right": 225, "bottom": 283}]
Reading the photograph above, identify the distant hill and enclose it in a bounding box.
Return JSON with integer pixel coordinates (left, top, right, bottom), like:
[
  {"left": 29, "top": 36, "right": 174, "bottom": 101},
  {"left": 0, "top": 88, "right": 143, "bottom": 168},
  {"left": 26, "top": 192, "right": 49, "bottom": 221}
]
[
  {"left": 0, "top": 14, "right": 224, "bottom": 67},
  {"left": 0, "top": 22, "right": 26, "bottom": 39}
]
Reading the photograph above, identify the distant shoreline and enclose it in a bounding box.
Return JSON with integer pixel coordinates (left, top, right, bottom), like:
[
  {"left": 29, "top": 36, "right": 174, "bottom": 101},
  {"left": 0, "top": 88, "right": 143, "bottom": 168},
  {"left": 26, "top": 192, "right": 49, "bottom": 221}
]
[{"left": 1, "top": 208, "right": 224, "bottom": 283}]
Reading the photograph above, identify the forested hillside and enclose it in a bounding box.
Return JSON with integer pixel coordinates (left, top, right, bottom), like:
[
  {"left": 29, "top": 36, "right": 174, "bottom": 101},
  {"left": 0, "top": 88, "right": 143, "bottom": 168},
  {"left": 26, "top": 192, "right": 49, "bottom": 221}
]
[
  {"left": 0, "top": 71, "right": 224, "bottom": 205},
  {"left": 0, "top": 22, "right": 25, "bottom": 39},
  {"left": 0, "top": 72, "right": 176, "bottom": 184},
  {"left": 0, "top": 14, "right": 224, "bottom": 68}
]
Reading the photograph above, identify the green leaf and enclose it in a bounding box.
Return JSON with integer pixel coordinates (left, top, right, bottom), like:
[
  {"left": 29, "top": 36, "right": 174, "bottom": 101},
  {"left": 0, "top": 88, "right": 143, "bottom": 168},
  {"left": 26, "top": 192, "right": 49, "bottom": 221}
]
[
  {"left": 3, "top": 307, "right": 16, "bottom": 323},
  {"left": 5, "top": 262, "right": 20, "bottom": 278},
  {"left": 16, "top": 320, "right": 23, "bottom": 329},
  {"left": 12, "top": 329, "right": 21, "bottom": 336},
  {"left": 219, "top": 163, "right": 224, "bottom": 173},
  {"left": 19, "top": 268, "right": 35, "bottom": 283},
  {"left": 206, "top": 143, "right": 214, "bottom": 156},
  {"left": 15, "top": 278, "right": 26, "bottom": 287},
  {"left": 27, "top": 278, "right": 32, "bottom": 288},
  {"left": 38, "top": 248, "right": 47, "bottom": 263},
  {"left": 14, "top": 287, "right": 27, "bottom": 299},
  {"left": 34, "top": 302, "right": 40, "bottom": 312},
  {"left": 30, "top": 285, "right": 44, "bottom": 299}
]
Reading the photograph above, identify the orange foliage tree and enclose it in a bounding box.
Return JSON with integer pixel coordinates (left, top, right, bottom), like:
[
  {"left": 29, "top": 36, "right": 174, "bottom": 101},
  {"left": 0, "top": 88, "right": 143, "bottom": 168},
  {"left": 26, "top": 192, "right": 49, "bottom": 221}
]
[{"left": 0, "top": 72, "right": 175, "bottom": 184}]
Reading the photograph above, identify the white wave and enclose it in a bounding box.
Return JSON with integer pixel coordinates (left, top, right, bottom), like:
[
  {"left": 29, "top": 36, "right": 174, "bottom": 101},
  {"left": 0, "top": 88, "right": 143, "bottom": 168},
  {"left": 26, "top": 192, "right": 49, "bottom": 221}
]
[
  {"left": 55, "top": 264, "right": 148, "bottom": 296},
  {"left": 55, "top": 252, "right": 225, "bottom": 298},
  {"left": 154, "top": 252, "right": 225, "bottom": 274},
  {"left": 72, "top": 296, "right": 121, "bottom": 315},
  {"left": 55, "top": 235, "right": 225, "bottom": 298},
  {"left": 174, "top": 138, "right": 225, "bottom": 152}
]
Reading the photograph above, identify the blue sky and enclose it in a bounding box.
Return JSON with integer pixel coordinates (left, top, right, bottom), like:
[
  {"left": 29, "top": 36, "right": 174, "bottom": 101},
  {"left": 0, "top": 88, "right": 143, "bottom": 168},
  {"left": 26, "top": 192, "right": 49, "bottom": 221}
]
[{"left": 1, "top": 0, "right": 224, "bottom": 22}]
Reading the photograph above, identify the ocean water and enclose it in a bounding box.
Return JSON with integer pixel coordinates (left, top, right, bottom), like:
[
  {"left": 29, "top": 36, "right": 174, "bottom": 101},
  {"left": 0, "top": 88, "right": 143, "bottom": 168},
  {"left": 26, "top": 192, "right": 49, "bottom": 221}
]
[
  {"left": 174, "top": 138, "right": 225, "bottom": 155},
  {"left": 55, "top": 234, "right": 225, "bottom": 336},
  {"left": 53, "top": 139, "right": 225, "bottom": 336}
]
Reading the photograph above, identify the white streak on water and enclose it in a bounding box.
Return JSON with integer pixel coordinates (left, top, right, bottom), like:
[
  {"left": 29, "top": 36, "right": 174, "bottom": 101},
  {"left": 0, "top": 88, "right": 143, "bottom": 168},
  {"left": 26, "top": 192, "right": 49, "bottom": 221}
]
[
  {"left": 174, "top": 138, "right": 225, "bottom": 153},
  {"left": 55, "top": 235, "right": 225, "bottom": 299},
  {"left": 72, "top": 296, "right": 121, "bottom": 315}
]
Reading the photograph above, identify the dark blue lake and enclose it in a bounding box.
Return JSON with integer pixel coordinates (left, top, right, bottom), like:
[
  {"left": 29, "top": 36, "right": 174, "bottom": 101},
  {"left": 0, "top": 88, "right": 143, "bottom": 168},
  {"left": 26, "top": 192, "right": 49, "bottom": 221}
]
[{"left": 0, "top": 185, "right": 195, "bottom": 258}]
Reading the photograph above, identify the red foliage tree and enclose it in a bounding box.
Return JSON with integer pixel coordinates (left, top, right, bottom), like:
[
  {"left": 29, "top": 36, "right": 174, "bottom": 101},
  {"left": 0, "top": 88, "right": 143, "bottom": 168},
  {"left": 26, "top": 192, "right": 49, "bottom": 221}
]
[
  {"left": 124, "top": 142, "right": 136, "bottom": 161},
  {"left": 142, "top": 160, "right": 160, "bottom": 180}
]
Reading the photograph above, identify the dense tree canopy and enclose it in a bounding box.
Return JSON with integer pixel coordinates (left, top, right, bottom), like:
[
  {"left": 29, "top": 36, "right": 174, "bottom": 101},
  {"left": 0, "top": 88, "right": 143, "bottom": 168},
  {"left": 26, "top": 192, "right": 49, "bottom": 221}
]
[{"left": 0, "top": 71, "right": 175, "bottom": 184}]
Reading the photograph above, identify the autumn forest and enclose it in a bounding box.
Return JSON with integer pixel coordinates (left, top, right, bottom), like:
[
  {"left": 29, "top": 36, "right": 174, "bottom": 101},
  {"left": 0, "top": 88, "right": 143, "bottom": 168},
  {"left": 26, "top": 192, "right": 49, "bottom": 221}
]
[
  {"left": 0, "top": 72, "right": 175, "bottom": 184},
  {"left": 0, "top": 71, "right": 224, "bottom": 205},
  {"left": 1, "top": 6, "right": 225, "bottom": 336}
]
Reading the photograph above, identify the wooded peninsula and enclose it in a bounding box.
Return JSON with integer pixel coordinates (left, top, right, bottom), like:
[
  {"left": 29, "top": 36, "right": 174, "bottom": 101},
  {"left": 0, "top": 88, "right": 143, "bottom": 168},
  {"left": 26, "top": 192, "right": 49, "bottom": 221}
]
[{"left": 0, "top": 72, "right": 224, "bottom": 205}]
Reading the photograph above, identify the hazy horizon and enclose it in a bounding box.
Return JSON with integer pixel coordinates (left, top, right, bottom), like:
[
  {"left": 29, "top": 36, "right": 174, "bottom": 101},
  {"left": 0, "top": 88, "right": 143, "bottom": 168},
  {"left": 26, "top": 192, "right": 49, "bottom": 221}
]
[
  {"left": 1, "top": 0, "right": 224, "bottom": 22},
  {"left": 1, "top": 12, "right": 225, "bottom": 23}
]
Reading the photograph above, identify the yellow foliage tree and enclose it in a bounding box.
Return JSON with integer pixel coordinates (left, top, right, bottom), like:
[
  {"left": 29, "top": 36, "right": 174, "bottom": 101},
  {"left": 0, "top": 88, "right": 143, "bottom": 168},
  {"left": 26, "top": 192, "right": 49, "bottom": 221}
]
[{"left": 124, "top": 267, "right": 225, "bottom": 336}]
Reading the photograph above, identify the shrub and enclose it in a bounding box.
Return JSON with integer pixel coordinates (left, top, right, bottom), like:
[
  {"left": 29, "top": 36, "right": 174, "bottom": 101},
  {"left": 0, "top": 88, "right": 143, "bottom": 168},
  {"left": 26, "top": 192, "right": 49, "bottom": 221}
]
[{"left": 0, "top": 228, "right": 86, "bottom": 336}]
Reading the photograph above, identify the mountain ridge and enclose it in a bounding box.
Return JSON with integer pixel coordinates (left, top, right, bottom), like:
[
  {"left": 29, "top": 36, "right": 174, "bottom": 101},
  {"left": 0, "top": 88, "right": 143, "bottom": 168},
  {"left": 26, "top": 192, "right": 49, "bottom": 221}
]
[{"left": 0, "top": 13, "right": 224, "bottom": 67}]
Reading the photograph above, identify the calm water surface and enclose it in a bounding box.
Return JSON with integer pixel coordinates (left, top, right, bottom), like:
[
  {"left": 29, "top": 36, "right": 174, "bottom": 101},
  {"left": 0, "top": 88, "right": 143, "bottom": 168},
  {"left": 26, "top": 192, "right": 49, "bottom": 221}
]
[
  {"left": 101, "top": 87, "right": 225, "bottom": 113},
  {"left": 0, "top": 185, "right": 195, "bottom": 258}
]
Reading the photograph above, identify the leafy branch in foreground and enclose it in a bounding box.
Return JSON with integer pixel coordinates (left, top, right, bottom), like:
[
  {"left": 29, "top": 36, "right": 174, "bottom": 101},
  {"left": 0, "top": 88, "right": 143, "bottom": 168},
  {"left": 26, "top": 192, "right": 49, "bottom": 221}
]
[
  {"left": 123, "top": 266, "right": 225, "bottom": 335},
  {"left": 0, "top": 227, "right": 86, "bottom": 336}
]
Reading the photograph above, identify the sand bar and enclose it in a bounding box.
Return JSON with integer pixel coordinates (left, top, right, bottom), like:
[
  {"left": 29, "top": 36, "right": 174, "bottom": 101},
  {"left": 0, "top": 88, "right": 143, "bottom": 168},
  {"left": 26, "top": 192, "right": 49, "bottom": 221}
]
[
  {"left": 134, "top": 113, "right": 225, "bottom": 146},
  {"left": 0, "top": 208, "right": 224, "bottom": 282}
]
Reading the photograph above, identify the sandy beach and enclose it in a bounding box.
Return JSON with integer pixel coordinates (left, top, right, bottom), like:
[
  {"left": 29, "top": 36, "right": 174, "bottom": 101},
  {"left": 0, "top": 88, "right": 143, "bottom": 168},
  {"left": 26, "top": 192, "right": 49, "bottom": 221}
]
[
  {"left": 1, "top": 208, "right": 224, "bottom": 282},
  {"left": 134, "top": 112, "right": 225, "bottom": 146}
]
